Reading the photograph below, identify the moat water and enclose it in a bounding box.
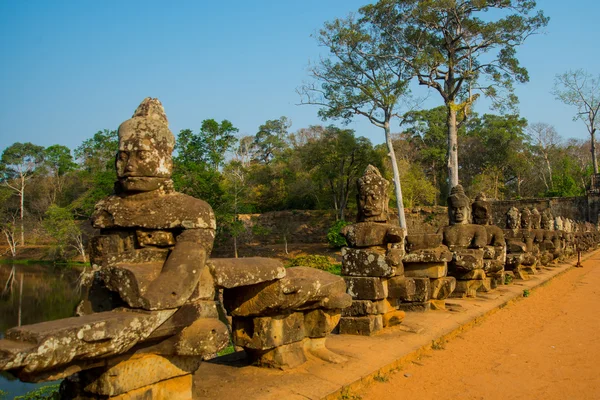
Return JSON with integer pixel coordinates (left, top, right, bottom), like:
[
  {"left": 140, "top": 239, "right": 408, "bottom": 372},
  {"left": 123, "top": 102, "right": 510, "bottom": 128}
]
[{"left": 0, "top": 263, "right": 83, "bottom": 397}]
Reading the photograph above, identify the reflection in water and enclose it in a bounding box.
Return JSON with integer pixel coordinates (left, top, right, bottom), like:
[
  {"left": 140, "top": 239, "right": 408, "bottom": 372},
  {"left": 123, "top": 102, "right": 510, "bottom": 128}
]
[{"left": 0, "top": 263, "right": 83, "bottom": 397}]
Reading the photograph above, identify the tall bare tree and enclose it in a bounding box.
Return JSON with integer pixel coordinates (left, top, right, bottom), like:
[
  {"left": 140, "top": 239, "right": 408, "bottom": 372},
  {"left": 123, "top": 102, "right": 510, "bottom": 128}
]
[
  {"left": 1, "top": 142, "right": 44, "bottom": 245},
  {"left": 361, "top": 0, "right": 548, "bottom": 193},
  {"left": 527, "top": 122, "right": 561, "bottom": 192},
  {"left": 299, "top": 14, "right": 412, "bottom": 228},
  {"left": 553, "top": 69, "right": 600, "bottom": 173}
]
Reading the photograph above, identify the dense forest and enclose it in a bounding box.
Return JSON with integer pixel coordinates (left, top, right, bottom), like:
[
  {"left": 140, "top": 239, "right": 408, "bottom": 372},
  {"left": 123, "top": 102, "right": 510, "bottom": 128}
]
[{"left": 0, "top": 107, "right": 593, "bottom": 260}]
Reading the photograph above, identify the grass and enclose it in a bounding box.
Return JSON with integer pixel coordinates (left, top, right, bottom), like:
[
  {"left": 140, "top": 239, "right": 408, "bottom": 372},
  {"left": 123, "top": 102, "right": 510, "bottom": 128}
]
[
  {"left": 0, "top": 259, "right": 87, "bottom": 267},
  {"left": 339, "top": 388, "right": 362, "bottom": 400},
  {"left": 523, "top": 289, "right": 531, "bottom": 297},
  {"left": 504, "top": 274, "right": 513, "bottom": 285},
  {"left": 373, "top": 373, "right": 389, "bottom": 383},
  {"left": 217, "top": 344, "right": 236, "bottom": 356},
  {"left": 431, "top": 339, "right": 446, "bottom": 350}
]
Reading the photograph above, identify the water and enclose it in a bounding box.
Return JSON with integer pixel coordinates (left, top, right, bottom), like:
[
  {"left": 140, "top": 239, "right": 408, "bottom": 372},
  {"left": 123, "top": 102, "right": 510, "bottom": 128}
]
[{"left": 0, "top": 263, "right": 83, "bottom": 398}]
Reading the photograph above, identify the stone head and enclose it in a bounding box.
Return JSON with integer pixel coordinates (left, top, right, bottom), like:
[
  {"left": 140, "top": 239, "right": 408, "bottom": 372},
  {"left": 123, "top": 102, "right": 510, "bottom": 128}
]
[
  {"left": 471, "top": 192, "right": 492, "bottom": 225},
  {"left": 116, "top": 98, "right": 175, "bottom": 192},
  {"left": 506, "top": 207, "right": 521, "bottom": 229},
  {"left": 554, "top": 216, "right": 564, "bottom": 231},
  {"left": 542, "top": 209, "right": 554, "bottom": 230},
  {"left": 357, "top": 165, "right": 389, "bottom": 222},
  {"left": 448, "top": 185, "right": 471, "bottom": 225},
  {"left": 531, "top": 208, "right": 541, "bottom": 229},
  {"left": 520, "top": 208, "right": 532, "bottom": 229}
]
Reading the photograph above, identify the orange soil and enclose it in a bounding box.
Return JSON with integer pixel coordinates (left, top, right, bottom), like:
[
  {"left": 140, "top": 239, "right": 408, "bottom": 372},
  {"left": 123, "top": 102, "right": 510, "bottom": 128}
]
[{"left": 359, "top": 253, "right": 600, "bottom": 400}]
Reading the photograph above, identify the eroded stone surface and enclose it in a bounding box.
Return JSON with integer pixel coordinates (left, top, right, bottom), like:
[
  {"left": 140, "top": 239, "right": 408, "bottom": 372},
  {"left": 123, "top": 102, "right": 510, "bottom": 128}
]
[{"left": 208, "top": 257, "right": 286, "bottom": 289}]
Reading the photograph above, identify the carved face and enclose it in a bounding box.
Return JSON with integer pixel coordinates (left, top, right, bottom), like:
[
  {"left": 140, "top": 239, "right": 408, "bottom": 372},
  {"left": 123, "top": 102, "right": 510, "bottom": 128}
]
[
  {"left": 507, "top": 208, "right": 520, "bottom": 229},
  {"left": 450, "top": 204, "right": 469, "bottom": 225},
  {"left": 358, "top": 185, "right": 386, "bottom": 219},
  {"left": 116, "top": 137, "right": 173, "bottom": 192}
]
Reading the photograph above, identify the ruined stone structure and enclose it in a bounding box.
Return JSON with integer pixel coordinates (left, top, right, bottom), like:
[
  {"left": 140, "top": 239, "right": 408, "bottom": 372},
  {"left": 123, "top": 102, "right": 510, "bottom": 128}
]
[
  {"left": 472, "top": 193, "right": 506, "bottom": 288},
  {"left": 441, "top": 185, "right": 490, "bottom": 297},
  {"left": 338, "top": 165, "right": 407, "bottom": 335},
  {"left": 0, "top": 98, "right": 349, "bottom": 398},
  {"left": 338, "top": 166, "right": 456, "bottom": 335}
]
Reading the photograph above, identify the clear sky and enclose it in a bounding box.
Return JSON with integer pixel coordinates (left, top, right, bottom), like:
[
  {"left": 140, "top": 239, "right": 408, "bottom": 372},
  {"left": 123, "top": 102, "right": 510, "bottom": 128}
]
[{"left": 1, "top": 0, "right": 599, "bottom": 154}]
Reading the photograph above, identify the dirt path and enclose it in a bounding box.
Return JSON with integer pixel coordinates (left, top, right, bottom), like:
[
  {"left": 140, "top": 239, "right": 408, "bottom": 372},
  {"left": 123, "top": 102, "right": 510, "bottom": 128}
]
[{"left": 359, "top": 253, "right": 600, "bottom": 400}]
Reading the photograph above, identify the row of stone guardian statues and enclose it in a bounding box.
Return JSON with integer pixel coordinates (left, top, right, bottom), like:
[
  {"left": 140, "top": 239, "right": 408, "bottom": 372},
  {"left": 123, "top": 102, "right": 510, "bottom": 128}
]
[{"left": 0, "top": 98, "right": 597, "bottom": 399}]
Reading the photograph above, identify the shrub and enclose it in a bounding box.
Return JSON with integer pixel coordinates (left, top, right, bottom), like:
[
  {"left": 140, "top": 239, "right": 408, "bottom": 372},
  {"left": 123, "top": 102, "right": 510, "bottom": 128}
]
[
  {"left": 327, "top": 220, "right": 350, "bottom": 248},
  {"left": 285, "top": 255, "right": 341, "bottom": 275}
]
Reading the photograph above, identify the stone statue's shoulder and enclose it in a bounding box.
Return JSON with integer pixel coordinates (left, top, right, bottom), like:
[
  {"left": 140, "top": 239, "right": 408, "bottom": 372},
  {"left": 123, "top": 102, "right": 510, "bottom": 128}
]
[{"left": 92, "top": 192, "right": 215, "bottom": 230}]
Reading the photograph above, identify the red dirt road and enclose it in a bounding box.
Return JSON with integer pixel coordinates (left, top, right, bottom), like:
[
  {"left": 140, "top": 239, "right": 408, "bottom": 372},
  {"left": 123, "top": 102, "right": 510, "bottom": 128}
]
[{"left": 359, "top": 253, "right": 600, "bottom": 400}]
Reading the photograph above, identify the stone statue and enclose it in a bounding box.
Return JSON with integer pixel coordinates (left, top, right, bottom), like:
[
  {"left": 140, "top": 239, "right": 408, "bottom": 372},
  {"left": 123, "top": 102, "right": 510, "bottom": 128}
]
[
  {"left": 506, "top": 207, "right": 521, "bottom": 230},
  {"left": 471, "top": 193, "right": 506, "bottom": 287},
  {"left": 339, "top": 165, "right": 408, "bottom": 333},
  {"left": 441, "top": 185, "right": 488, "bottom": 297}
]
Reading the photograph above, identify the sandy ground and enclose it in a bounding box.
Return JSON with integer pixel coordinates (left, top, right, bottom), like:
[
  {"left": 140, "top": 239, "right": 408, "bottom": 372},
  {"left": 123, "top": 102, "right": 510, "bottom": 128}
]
[{"left": 359, "top": 253, "right": 600, "bottom": 400}]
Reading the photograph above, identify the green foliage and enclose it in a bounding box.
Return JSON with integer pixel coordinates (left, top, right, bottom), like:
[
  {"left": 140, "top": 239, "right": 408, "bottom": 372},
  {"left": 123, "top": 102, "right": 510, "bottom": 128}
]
[
  {"left": 373, "top": 372, "right": 389, "bottom": 382},
  {"left": 285, "top": 255, "right": 337, "bottom": 271},
  {"left": 44, "top": 145, "right": 76, "bottom": 177},
  {"left": 74, "top": 129, "right": 118, "bottom": 173},
  {"left": 327, "top": 220, "right": 349, "bottom": 248},
  {"left": 252, "top": 117, "right": 291, "bottom": 164},
  {"left": 251, "top": 223, "right": 272, "bottom": 238},
  {"left": 217, "top": 344, "right": 236, "bottom": 356},
  {"left": 42, "top": 205, "right": 82, "bottom": 261},
  {"left": 523, "top": 289, "right": 530, "bottom": 298},
  {"left": 504, "top": 274, "right": 514, "bottom": 285},
  {"left": 13, "top": 384, "right": 60, "bottom": 400}
]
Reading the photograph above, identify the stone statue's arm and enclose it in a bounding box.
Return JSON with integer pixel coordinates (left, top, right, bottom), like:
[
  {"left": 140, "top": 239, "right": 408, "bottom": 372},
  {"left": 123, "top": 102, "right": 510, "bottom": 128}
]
[
  {"left": 142, "top": 228, "right": 212, "bottom": 310},
  {"left": 471, "top": 226, "right": 488, "bottom": 248}
]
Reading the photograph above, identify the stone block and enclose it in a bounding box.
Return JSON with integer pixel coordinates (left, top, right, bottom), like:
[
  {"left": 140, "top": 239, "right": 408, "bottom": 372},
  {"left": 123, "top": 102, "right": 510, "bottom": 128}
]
[
  {"left": 246, "top": 341, "right": 307, "bottom": 370},
  {"left": 404, "top": 262, "right": 447, "bottom": 279},
  {"left": 430, "top": 277, "right": 456, "bottom": 300},
  {"left": 451, "top": 249, "right": 484, "bottom": 272},
  {"left": 232, "top": 313, "right": 305, "bottom": 350},
  {"left": 341, "top": 248, "right": 396, "bottom": 277},
  {"left": 397, "top": 302, "right": 430, "bottom": 312},
  {"left": 385, "top": 248, "right": 405, "bottom": 268},
  {"left": 403, "top": 246, "right": 453, "bottom": 263},
  {"left": 0, "top": 309, "right": 175, "bottom": 374},
  {"left": 388, "top": 277, "right": 430, "bottom": 302},
  {"left": 344, "top": 277, "right": 388, "bottom": 300},
  {"left": 303, "top": 309, "right": 341, "bottom": 338},
  {"left": 477, "top": 278, "right": 493, "bottom": 293},
  {"left": 405, "top": 234, "right": 443, "bottom": 251},
  {"left": 83, "top": 354, "right": 200, "bottom": 396},
  {"left": 224, "top": 267, "right": 350, "bottom": 316},
  {"left": 489, "top": 272, "right": 505, "bottom": 289},
  {"left": 382, "top": 310, "right": 405, "bottom": 327},
  {"left": 341, "top": 222, "right": 404, "bottom": 247},
  {"left": 429, "top": 299, "right": 446, "bottom": 310},
  {"left": 454, "top": 269, "right": 486, "bottom": 280},
  {"left": 207, "top": 257, "right": 286, "bottom": 289},
  {"left": 450, "top": 280, "right": 482, "bottom": 298},
  {"left": 338, "top": 315, "right": 383, "bottom": 336},
  {"left": 341, "top": 299, "right": 388, "bottom": 316}
]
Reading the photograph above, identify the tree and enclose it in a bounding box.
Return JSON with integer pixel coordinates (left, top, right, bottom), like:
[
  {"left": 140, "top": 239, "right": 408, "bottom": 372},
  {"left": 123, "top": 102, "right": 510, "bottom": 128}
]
[
  {"left": 197, "top": 120, "right": 239, "bottom": 170},
  {"left": 526, "top": 122, "right": 561, "bottom": 192},
  {"left": 553, "top": 70, "right": 600, "bottom": 173},
  {"left": 71, "top": 130, "right": 118, "bottom": 218},
  {"left": 43, "top": 205, "right": 87, "bottom": 262},
  {"left": 252, "top": 117, "right": 291, "bottom": 164},
  {"left": 300, "top": 127, "right": 380, "bottom": 221},
  {"left": 299, "top": 14, "right": 412, "bottom": 229},
  {"left": 0, "top": 142, "right": 45, "bottom": 245},
  {"left": 361, "top": 0, "right": 548, "bottom": 191},
  {"left": 43, "top": 144, "right": 77, "bottom": 205}
]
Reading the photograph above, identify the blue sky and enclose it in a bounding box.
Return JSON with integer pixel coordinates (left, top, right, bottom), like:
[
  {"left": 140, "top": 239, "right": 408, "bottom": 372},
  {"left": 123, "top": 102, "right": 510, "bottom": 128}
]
[{"left": 1, "top": 0, "right": 599, "bottom": 154}]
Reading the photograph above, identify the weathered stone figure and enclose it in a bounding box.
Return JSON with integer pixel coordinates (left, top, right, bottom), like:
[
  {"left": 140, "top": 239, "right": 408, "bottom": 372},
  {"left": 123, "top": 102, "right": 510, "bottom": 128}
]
[
  {"left": 0, "top": 98, "right": 230, "bottom": 399},
  {"left": 339, "top": 165, "right": 407, "bottom": 334},
  {"left": 471, "top": 193, "right": 506, "bottom": 287},
  {"left": 441, "top": 185, "right": 489, "bottom": 296},
  {"left": 82, "top": 97, "right": 218, "bottom": 312}
]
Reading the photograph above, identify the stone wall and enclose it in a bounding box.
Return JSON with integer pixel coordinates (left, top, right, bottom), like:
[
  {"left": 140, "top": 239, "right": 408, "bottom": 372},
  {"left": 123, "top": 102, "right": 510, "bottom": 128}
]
[{"left": 489, "top": 196, "right": 589, "bottom": 227}]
